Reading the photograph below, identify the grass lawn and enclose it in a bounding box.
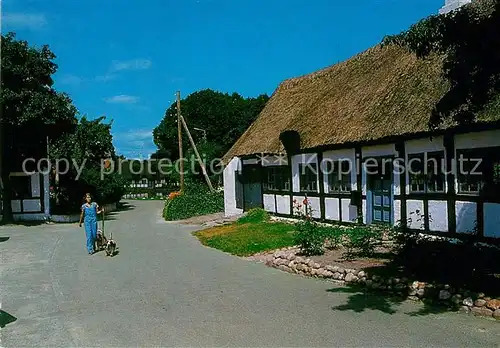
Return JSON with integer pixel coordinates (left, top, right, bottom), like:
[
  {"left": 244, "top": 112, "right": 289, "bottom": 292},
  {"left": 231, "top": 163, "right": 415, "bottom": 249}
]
[{"left": 193, "top": 221, "right": 296, "bottom": 256}]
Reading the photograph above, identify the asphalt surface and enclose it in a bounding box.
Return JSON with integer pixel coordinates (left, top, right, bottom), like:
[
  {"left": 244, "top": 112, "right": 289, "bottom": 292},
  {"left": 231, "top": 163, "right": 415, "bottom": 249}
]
[{"left": 1, "top": 200, "right": 499, "bottom": 347}]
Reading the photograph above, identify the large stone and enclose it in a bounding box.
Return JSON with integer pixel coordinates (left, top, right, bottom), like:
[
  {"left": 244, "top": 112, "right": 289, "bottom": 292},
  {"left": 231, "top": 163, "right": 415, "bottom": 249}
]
[
  {"left": 333, "top": 272, "right": 341, "bottom": 280},
  {"left": 463, "top": 297, "right": 474, "bottom": 307},
  {"left": 286, "top": 253, "right": 295, "bottom": 261},
  {"left": 451, "top": 294, "right": 462, "bottom": 305},
  {"left": 439, "top": 290, "right": 452, "bottom": 300},
  {"left": 459, "top": 306, "right": 470, "bottom": 314},
  {"left": 493, "top": 309, "right": 500, "bottom": 320},
  {"left": 288, "top": 261, "right": 296, "bottom": 269},
  {"left": 345, "top": 273, "right": 358, "bottom": 283},
  {"left": 416, "top": 289, "right": 425, "bottom": 297},
  {"left": 357, "top": 270, "right": 366, "bottom": 278},
  {"left": 474, "top": 299, "right": 487, "bottom": 307},
  {"left": 408, "top": 289, "right": 418, "bottom": 296},
  {"left": 326, "top": 265, "right": 335, "bottom": 272},
  {"left": 471, "top": 307, "right": 493, "bottom": 317},
  {"left": 310, "top": 269, "right": 317, "bottom": 276},
  {"left": 332, "top": 266, "right": 339, "bottom": 273},
  {"left": 313, "top": 263, "right": 321, "bottom": 269},
  {"left": 486, "top": 299, "right": 500, "bottom": 311},
  {"left": 324, "top": 270, "right": 334, "bottom": 278},
  {"left": 411, "top": 281, "right": 419, "bottom": 290}
]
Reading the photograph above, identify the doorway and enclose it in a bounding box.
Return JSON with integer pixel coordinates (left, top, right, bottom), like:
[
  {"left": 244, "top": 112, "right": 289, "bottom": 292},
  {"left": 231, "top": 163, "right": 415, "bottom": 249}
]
[
  {"left": 241, "top": 164, "right": 262, "bottom": 211},
  {"left": 367, "top": 157, "right": 393, "bottom": 224}
]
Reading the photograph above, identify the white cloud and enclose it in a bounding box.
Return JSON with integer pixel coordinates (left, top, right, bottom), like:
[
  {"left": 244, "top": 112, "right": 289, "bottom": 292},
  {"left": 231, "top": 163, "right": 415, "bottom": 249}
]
[
  {"left": 95, "top": 74, "right": 116, "bottom": 82},
  {"left": 110, "top": 59, "right": 152, "bottom": 72},
  {"left": 2, "top": 13, "right": 47, "bottom": 30},
  {"left": 58, "top": 74, "right": 83, "bottom": 86},
  {"left": 113, "top": 129, "right": 155, "bottom": 159},
  {"left": 104, "top": 95, "right": 139, "bottom": 104}
]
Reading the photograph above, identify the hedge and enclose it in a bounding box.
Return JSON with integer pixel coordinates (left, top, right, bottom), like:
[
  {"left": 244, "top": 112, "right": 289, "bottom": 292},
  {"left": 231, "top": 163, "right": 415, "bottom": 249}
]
[{"left": 163, "top": 184, "right": 224, "bottom": 221}]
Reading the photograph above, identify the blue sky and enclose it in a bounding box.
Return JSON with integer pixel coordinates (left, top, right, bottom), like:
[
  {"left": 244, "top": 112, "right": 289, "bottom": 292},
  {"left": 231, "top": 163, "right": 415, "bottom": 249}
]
[{"left": 2, "top": 0, "right": 444, "bottom": 159}]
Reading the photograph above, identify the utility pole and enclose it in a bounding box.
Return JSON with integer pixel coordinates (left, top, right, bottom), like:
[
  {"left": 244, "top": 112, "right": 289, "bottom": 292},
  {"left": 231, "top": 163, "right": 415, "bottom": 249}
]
[
  {"left": 180, "top": 115, "right": 214, "bottom": 192},
  {"left": 176, "top": 91, "right": 184, "bottom": 192}
]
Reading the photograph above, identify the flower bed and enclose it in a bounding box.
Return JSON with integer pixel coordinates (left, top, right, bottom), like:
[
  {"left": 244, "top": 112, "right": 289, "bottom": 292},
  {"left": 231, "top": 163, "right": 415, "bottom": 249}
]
[{"left": 249, "top": 246, "right": 500, "bottom": 321}]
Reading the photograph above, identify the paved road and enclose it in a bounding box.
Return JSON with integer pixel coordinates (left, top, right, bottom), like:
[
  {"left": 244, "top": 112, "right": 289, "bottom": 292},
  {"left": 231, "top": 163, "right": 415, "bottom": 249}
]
[{"left": 1, "top": 200, "right": 499, "bottom": 347}]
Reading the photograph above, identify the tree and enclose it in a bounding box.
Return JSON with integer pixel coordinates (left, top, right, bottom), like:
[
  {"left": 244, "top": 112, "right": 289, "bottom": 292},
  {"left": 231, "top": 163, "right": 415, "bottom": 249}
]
[
  {"left": 152, "top": 89, "right": 269, "bottom": 182},
  {"left": 49, "top": 116, "right": 126, "bottom": 213},
  {"left": 382, "top": 0, "right": 500, "bottom": 128},
  {"left": 1, "top": 32, "right": 78, "bottom": 223}
]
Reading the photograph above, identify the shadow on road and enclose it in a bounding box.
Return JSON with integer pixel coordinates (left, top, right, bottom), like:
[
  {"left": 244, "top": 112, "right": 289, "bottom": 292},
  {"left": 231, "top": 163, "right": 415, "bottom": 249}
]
[
  {"left": 327, "top": 285, "right": 454, "bottom": 317},
  {"left": 0, "top": 310, "right": 17, "bottom": 328},
  {"left": 0, "top": 236, "right": 10, "bottom": 243}
]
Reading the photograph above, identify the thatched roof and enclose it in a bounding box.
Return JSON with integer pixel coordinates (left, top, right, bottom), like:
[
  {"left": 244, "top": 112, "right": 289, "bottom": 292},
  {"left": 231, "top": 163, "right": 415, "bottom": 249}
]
[{"left": 223, "top": 43, "right": 494, "bottom": 163}]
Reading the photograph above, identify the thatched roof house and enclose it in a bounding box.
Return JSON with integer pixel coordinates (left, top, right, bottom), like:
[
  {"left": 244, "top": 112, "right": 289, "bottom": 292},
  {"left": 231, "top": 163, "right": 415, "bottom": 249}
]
[
  {"left": 222, "top": 0, "right": 500, "bottom": 242},
  {"left": 223, "top": 42, "right": 498, "bottom": 162}
]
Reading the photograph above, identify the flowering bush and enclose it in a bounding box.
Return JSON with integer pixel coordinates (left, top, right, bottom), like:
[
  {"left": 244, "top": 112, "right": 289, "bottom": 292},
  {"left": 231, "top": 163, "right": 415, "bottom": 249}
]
[
  {"left": 293, "top": 197, "right": 325, "bottom": 255},
  {"left": 168, "top": 191, "right": 182, "bottom": 200}
]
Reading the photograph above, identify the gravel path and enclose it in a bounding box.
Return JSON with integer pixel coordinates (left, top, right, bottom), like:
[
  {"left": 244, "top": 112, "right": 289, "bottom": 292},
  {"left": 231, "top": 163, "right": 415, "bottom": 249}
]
[{"left": 1, "top": 200, "right": 499, "bottom": 347}]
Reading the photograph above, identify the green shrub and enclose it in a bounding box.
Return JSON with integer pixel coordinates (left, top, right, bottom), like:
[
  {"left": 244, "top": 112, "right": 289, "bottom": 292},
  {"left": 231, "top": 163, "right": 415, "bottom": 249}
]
[
  {"left": 294, "top": 219, "right": 324, "bottom": 256},
  {"left": 321, "top": 226, "right": 345, "bottom": 250},
  {"left": 343, "top": 226, "right": 383, "bottom": 259},
  {"left": 237, "top": 208, "right": 270, "bottom": 224},
  {"left": 163, "top": 184, "right": 224, "bottom": 221}
]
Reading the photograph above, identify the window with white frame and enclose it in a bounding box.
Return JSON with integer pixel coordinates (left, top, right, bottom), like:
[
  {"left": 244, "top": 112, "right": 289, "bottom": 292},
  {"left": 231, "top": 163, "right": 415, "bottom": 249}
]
[
  {"left": 408, "top": 151, "right": 445, "bottom": 193},
  {"left": 325, "top": 159, "right": 351, "bottom": 193},
  {"left": 457, "top": 147, "right": 500, "bottom": 195},
  {"left": 299, "top": 163, "right": 318, "bottom": 192}
]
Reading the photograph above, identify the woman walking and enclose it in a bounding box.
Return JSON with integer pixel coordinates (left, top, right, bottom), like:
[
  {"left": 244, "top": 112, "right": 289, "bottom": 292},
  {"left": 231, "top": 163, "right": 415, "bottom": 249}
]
[{"left": 79, "top": 193, "right": 103, "bottom": 254}]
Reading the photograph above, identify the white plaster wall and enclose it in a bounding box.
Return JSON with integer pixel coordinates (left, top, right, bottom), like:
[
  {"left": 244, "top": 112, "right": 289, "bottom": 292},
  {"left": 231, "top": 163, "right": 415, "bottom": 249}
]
[
  {"left": 428, "top": 200, "right": 448, "bottom": 232},
  {"left": 223, "top": 157, "right": 243, "bottom": 217},
  {"left": 291, "top": 153, "right": 318, "bottom": 193},
  {"left": 322, "top": 149, "right": 357, "bottom": 193},
  {"left": 341, "top": 198, "right": 357, "bottom": 223},
  {"left": 11, "top": 200, "right": 21, "bottom": 213},
  {"left": 325, "top": 198, "right": 340, "bottom": 221},
  {"left": 484, "top": 203, "right": 500, "bottom": 238},
  {"left": 31, "top": 173, "right": 41, "bottom": 197},
  {"left": 394, "top": 199, "right": 401, "bottom": 226},
  {"left": 405, "top": 136, "right": 446, "bottom": 194},
  {"left": 406, "top": 199, "right": 424, "bottom": 230},
  {"left": 13, "top": 213, "right": 46, "bottom": 222},
  {"left": 293, "top": 195, "right": 320, "bottom": 218},
  {"left": 455, "top": 201, "right": 477, "bottom": 234},
  {"left": 406, "top": 136, "right": 444, "bottom": 155},
  {"left": 23, "top": 199, "right": 42, "bottom": 213},
  {"left": 455, "top": 129, "right": 500, "bottom": 150},
  {"left": 276, "top": 195, "right": 290, "bottom": 215},
  {"left": 43, "top": 172, "right": 50, "bottom": 217},
  {"left": 261, "top": 155, "right": 288, "bottom": 166},
  {"left": 362, "top": 199, "right": 367, "bottom": 224},
  {"left": 263, "top": 194, "right": 276, "bottom": 213}
]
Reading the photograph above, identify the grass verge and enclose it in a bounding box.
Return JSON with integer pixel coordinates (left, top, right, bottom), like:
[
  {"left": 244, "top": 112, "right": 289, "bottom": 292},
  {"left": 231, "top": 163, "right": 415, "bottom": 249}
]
[{"left": 193, "top": 221, "right": 296, "bottom": 256}]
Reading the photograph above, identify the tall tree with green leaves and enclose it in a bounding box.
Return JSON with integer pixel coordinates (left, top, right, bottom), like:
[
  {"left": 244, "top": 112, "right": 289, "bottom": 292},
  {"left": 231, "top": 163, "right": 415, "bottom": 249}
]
[
  {"left": 49, "top": 116, "right": 126, "bottom": 213},
  {"left": 1, "top": 32, "right": 78, "bottom": 223},
  {"left": 153, "top": 89, "right": 269, "bottom": 181}
]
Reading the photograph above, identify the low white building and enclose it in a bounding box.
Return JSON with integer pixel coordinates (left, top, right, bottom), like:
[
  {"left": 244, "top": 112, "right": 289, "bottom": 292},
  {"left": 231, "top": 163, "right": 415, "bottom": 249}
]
[
  {"left": 0, "top": 170, "right": 51, "bottom": 222},
  {"left": 222, "top": 1, "right": 500, "bottom": 242}
]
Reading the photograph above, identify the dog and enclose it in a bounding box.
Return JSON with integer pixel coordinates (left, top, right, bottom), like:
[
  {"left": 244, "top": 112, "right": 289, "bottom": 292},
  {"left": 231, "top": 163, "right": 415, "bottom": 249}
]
[
  {"left": 105, "top": 232, "right": 117, "bottom": 257},
  {"left": 95, "top": 230, "right": 108, "bottom": 252}
]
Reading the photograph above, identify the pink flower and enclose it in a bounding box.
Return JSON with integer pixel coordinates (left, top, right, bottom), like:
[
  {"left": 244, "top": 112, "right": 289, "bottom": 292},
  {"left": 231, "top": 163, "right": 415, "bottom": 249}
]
[{"left": 303, "top": 198, "right": 308, "bottom": 205}]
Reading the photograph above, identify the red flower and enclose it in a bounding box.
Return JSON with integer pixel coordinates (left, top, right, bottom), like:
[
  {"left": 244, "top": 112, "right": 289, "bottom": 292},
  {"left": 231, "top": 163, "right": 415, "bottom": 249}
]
[{"left": 303, "top": 198, "right": 308, "bottom": 205}]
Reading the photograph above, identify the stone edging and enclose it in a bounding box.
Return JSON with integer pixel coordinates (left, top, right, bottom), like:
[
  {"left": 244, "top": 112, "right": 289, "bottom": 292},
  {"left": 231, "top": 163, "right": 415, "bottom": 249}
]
[{"left": 248, "top": 246, "right": 500, "bottom": 321}]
